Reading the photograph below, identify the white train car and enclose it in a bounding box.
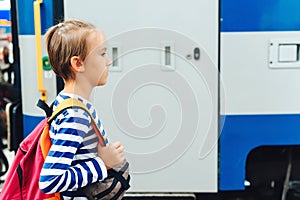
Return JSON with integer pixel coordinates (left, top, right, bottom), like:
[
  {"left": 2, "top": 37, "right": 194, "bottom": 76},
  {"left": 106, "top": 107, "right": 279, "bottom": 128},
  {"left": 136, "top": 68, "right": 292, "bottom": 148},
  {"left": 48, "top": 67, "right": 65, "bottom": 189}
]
[{"left": 8, "top": 0, "right": 300, "bottom": 199}]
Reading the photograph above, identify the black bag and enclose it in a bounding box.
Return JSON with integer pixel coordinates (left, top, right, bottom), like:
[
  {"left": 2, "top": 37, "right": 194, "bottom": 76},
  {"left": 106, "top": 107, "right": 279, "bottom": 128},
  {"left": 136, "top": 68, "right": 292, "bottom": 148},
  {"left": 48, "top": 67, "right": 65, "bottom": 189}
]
[{"left": 79, "top": 161, "right": 130, "bottom": 200}]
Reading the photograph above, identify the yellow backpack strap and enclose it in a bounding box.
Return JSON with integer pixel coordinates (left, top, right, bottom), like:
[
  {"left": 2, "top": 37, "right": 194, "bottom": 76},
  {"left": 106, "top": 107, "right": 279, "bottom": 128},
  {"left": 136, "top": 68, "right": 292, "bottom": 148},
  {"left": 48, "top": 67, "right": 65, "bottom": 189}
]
[
  {"left": 40, "top": 98, "right": 106, "bottom": 158},
  {"left": 51, "top": 98, "right": 106, "bottom": 146},
  {"left": 48, "top": 98, "right": 87, "bottom": 122},
  {"left": 40, "top": 98, "right": 86, "bottom": 158}
]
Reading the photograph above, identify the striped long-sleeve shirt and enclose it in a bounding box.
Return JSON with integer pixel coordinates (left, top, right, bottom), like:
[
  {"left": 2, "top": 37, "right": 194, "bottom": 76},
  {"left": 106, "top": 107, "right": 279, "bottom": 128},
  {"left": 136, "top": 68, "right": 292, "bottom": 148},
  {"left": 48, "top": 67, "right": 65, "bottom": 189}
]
[{"left": 39, "top": 93, "right": 108, "bottom": 199}]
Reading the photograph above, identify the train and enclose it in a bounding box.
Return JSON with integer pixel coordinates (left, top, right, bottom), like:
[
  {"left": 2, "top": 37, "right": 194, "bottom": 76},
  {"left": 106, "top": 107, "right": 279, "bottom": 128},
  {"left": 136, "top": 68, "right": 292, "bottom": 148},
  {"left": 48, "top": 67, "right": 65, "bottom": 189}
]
[{"left": 2, "top": 0, "right": 300, "bottom": 199}]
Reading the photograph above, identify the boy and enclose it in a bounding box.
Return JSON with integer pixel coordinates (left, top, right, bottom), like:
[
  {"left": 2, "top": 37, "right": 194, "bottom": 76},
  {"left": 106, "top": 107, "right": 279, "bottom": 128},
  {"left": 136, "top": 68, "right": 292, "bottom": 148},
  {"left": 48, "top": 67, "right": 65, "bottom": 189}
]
[{"left": 39, "top": 19, "right": 125, "bottom": 199}]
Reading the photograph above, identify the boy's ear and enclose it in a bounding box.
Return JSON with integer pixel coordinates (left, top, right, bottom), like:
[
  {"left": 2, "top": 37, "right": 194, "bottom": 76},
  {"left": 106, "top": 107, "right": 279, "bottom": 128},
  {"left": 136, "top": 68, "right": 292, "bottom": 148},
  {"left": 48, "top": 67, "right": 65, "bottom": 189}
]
[{"left": 70, "top": 56, "right": 84, "bottom": 72}]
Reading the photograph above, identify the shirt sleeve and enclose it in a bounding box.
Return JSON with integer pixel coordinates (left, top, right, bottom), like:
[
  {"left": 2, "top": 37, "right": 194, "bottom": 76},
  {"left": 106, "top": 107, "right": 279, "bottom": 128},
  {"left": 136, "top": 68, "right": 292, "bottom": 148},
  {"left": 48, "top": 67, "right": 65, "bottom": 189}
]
[{"left": 39, "top": 108, "right": 107, "bottom": 194}]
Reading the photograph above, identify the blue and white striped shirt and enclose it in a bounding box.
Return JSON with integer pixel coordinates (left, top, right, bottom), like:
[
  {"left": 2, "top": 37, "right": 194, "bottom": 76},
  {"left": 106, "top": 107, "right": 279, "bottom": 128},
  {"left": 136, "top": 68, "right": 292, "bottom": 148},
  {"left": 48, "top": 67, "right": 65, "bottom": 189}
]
[{"left": 39, "top": 93, "right": 108, "bottom": 199}]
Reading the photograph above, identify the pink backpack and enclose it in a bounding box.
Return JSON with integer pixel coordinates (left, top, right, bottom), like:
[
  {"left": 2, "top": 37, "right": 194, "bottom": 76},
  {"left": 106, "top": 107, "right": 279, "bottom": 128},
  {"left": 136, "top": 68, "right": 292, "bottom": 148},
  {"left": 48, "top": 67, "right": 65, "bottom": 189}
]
[{"left": 0, "top": 99, "right": 76, "bottom": 200}]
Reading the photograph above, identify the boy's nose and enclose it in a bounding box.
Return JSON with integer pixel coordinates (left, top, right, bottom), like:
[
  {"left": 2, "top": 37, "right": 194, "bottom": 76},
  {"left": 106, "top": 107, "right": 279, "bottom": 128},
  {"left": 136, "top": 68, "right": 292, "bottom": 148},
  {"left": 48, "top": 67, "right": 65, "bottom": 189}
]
[{"left": 106, "top": 57, "right": 112, "bottom": 67}]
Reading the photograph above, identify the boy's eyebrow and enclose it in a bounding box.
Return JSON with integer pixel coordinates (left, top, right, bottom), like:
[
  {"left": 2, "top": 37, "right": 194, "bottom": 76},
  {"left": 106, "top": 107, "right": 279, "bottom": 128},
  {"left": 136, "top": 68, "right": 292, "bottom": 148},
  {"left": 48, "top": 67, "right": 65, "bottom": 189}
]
[
  {"left": 96, "top": 46, "right": 106, "bottom": 52},
  {"left": 89, "top": 46, "right": 107, "bottom": 56}
]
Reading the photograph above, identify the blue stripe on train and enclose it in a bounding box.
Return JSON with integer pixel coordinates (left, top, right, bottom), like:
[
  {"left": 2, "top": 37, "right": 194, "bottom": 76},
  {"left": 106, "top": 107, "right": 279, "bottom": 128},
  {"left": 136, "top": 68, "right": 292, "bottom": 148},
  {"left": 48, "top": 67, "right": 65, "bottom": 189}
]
[
  {"left": 221, "top": 0, "right": 300, "bottom": 32},
  {"left": 0, "top": 10, "right": 10, "bottom": 20},
  {"left": 219, "top": 114, "right": 300, "bottom": 190},
  {"left": 17, "top": 0, "right": 54, "bottom": 35},
  {"left": 23, "top": 114, "right": 44, "bottom": 138}
]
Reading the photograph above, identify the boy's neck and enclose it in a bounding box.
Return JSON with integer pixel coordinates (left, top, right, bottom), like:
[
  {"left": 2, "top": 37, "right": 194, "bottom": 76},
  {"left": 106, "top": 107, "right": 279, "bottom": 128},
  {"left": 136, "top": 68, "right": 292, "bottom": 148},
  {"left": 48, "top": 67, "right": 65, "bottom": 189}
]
[{"left": 62, "top": 81, "right": 93, "bottom": 101}]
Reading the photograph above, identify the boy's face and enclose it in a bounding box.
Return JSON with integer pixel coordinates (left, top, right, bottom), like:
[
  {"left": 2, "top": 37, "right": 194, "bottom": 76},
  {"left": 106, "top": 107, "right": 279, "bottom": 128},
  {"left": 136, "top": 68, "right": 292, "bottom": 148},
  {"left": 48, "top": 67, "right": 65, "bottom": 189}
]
[{"left": 83, "top": 31, "right": 112, "bottom": 86}]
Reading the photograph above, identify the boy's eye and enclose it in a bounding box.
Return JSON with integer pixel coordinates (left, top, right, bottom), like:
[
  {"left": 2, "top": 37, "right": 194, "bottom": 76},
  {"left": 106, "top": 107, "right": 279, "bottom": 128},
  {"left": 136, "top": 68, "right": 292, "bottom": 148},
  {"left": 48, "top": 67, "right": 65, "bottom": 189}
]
[{"left": 101, "top": 52, "right": 107, "bottom": 56}]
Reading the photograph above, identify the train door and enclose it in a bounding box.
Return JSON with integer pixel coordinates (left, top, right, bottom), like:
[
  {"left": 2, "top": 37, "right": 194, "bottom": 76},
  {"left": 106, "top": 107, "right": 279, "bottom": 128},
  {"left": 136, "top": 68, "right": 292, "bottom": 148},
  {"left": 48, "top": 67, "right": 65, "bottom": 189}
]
[{"left": 64, "top": 0, "right": 219, "bottom": 193}]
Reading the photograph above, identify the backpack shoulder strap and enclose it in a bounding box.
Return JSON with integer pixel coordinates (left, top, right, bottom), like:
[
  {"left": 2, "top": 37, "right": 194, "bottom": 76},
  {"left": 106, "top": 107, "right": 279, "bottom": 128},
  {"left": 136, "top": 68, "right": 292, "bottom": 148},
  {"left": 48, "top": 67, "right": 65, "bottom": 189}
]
[
  {"left": 36, "top": 99, "right": 53, "bottom": 117},
  {"left": 36, "top": 98, "right": 86, "bottom": 122},
  {"left": 39, "top": 98, "right": 85, "bottom": 158},
  {"left": 48, "top": 98, "right": 90, "bottom": 122},
  {"left": 43, "top": 98, "right": 106, "bottom": 149}
]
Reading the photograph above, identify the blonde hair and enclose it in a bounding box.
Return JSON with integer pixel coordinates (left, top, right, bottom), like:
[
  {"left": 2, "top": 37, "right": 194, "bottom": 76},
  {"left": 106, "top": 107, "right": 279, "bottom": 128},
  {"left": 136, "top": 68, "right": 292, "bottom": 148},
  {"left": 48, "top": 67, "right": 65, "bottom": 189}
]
[{"left": 45, "top": 19, "right": 97, "bottom": 80}]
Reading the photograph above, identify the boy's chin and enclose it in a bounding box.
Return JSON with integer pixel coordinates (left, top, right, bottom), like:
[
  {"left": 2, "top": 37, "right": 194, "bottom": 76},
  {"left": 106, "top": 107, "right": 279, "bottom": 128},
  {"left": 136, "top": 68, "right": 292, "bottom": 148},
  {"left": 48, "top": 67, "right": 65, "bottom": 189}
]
[{"left": 97, "top": 81, "right": 107, "bottom": 86}]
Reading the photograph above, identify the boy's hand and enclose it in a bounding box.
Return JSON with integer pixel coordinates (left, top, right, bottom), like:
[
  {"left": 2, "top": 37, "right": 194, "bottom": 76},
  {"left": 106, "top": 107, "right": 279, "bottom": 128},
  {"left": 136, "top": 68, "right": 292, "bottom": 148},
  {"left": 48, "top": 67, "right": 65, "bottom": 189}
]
[{"left": 97, "top": 141, "right": 125, "bottom": 169}]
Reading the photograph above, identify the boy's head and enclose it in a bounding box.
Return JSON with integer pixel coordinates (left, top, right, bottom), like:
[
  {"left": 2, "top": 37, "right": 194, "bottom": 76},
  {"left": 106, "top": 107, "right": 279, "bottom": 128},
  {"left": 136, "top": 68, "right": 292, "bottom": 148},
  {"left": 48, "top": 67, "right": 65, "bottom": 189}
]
[{"left": 45, "top": 19, "right": 99, "bottom": 81}]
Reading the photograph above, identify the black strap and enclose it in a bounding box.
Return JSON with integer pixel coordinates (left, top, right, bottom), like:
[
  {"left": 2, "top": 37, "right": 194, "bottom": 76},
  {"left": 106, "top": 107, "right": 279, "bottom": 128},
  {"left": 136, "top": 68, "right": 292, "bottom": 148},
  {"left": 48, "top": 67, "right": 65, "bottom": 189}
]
[
  {"left": 111, "top": 176, "right": 130, "bottom": 200},
  {"left": 36, "top": 99, "right": 53, "bottom": 117},
  {"left": 17, "top": 163, "right": 23, "bottom": 200},
  {"left": 93, "top": 178, "right": 118, "bottom": 199},
  {"left": 108, "top": 169, "right": 131, "bottom": 190},
  {"left": 94, "top": 171, "right": 131, "bottom": 199}
]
